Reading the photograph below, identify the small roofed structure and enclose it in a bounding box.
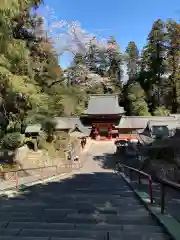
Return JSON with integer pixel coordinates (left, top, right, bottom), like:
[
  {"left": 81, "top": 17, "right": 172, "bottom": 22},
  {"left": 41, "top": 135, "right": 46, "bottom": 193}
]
[
  {"left": 147, "top": 120, "right": 179, "bottom": 138},
  {"left": 25, "top": 124, "right": 42, "bottom": 151},
  {"left": 53, "top": 117, "right": 90, "bottom": 135},
  {"left": 70, "top": 131, "right": 88, "bottom": 138},
  {"left": 54, "top": 117, "right": 74, "bottom": 133},
  {"left": 69, "top": 124, "right": 90, "bottom": 138},
  {"left": 25, "top": 124, "right": 41, "bottom": 136}
]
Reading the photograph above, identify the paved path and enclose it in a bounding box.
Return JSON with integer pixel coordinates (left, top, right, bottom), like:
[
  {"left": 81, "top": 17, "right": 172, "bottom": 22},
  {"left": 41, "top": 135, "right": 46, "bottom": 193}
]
[{"left": 81, "top": 142, "right": 116, "bottom": 173}]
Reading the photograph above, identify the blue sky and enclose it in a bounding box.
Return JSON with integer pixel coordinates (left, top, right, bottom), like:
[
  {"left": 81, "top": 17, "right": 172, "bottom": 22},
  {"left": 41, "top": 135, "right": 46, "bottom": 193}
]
[{"left": 38, "top": 0, "right": 179, "bottom": 69}]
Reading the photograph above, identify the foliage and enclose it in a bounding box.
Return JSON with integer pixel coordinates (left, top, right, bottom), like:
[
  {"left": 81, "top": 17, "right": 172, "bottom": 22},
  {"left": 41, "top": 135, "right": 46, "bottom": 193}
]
[
  {"left": 153, "top": 106, "right": 170, "bottom": 116},
  {"left": 125, "top": 41, "right": 139, "bottom": 82},
  {"left": 38, "top": 131, "right": 69, "bottom": 159},
  {"left": 126, "top": 83, "right": 150, "bottom": 116},
  {"left": 41, "top": 118, "right": 56, "bottom": 141},
  {"left": 0, "top": 1, "right": 87, "bottom": 136},
  {"left": 0, "top": 1, "right": 179, "bottom": 136},
  {"left": 1, "top": 132, "right": 23, "bottom": 150},
  {"left": 122, "top": 19, "right": 180, "bottom": 116}
]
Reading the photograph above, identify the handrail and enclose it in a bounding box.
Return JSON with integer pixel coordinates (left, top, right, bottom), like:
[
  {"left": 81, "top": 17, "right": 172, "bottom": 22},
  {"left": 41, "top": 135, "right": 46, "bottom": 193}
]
[
  {"left": 1, "top": 162, "right": 82, "bottom": 190},
  {"left": 119, "top": 164, "right": 150, "bottom": 178},
  {"left": 1, "top": 165, "right": 57, "bottom": 173},
  {"left": 155, "top": 177, "right": 180, "bottom": 213},
  {"left": 117, "top": 163, "right": 180, "bottom": 214},
  {"left": 1, "top": 162, "right": 81, "bottom": 174},
  {"left": 118, "top": 163, "right": 153, "bottom": 204},
  {"left": 156, "top": 177, "right": 180, "bottom": 191}
]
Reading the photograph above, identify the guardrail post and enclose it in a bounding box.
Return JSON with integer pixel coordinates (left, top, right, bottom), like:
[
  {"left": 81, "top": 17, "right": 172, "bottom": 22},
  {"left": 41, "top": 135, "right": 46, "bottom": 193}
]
[
  {"left": 149, "top": 177, "right": 153, "bottom": 204},
  {"left": 161, "top": 183, "right": 165, "bottom": 214},
  {"left": 129, "top": 169, "right": 132, "bottom": 181},
  {"left": 15, "top": 172, "right": 18, "bottom": 189},
  {"left": 138, "top": 175, "right": 141, "bottom": 185},
  {"left": 106, "top": 232, "right": 110, "bottom": 240}
]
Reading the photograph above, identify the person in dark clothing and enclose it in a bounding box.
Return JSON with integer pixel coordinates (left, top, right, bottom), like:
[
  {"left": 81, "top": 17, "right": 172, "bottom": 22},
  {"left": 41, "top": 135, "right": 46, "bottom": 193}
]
[
  {"left": 83, "top": 137, "right": 87, "bottom": 146},
  {"left": 81, "top": 139, "right": 84, "bottom": 149},
  {"left": 82, "top": 137, "right": 87, "bottom": 149},
  {"left": 67, "top": 150, "right": 72, "bottom": 160}
]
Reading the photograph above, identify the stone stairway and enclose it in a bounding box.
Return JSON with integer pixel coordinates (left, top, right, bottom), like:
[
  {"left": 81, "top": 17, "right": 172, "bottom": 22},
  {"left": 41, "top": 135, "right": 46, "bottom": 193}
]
[
  {"left": 25, "top": 151, "right": 47, "bottom": 167},
  {"left": 0, "top": 172, "right": 171, "bottom": 240}
]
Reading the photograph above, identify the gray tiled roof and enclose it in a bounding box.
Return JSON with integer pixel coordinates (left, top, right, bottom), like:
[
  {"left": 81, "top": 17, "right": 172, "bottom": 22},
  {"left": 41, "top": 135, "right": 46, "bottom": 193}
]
[
  {"left": 25, "top": 124, "right": 41, "bottom": 133},
  {"left": 137, "top": 134, "right": 154, "bottom": 145},
  {"left": 70, "top": 125, "right": 90, "bottom": 136},
  {"left": 147, "top": 120, "right": 180, "bottom": 130},
  {"left": 169, "top": 114, "right": 180, "bottom": 119},
  {"left": 70, "top": 131, "right": 88, "bottom": 137},
  {"left": 54, "top": 117, "right": 74, "bottom": 129},
  {"left": 84, "top": 95, "right": 125, "bottom": 115},
  {"left": 54, "top": 117, "right": 90, "bottom": 135},
  {"left": 117, "top": 116, "right": 177, "bottom": 129},
  {"left": 117, "top": 117, "right": 147, "bottom": 129}
]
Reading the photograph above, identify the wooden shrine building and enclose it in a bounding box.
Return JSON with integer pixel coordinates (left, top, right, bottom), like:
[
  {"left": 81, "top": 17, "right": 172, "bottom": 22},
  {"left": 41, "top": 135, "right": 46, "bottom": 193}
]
[{"left": 81, "top": 95, "right": 125, "bottom": 139}]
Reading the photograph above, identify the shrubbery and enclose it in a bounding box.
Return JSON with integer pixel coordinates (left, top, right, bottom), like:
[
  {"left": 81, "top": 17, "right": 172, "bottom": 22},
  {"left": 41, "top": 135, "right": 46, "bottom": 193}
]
[{"left": 1, "top": 132, "right": 23, "bottom": 150}]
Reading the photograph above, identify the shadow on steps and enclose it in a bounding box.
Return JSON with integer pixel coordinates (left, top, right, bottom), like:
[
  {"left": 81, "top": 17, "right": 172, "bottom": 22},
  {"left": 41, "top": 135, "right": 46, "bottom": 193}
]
[{"left": 0, "top": 171, "right": 170, "bottom": 239}]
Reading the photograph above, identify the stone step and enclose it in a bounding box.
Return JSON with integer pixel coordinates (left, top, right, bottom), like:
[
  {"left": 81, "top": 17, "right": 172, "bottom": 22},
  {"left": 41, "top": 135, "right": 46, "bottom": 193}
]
[
  {"left": 4, "top": 221, "right": 159, "bottom": 231},
  {"left": 34, "top": 193, "right": 136, "bottom": 200},
  {"left": 0, "top": 237, "right": 49, "bottom": 240},
  {"left": 74, "top": 223, "right": 163, "bottom": 232},
  {"left": 26, "top": 156, "right": 42, "bottom": 160},
  {"left": 66, "top": 175, "right": 121, "bottom": 179},
  {"left": 0, "top": 235, "right": 171, "bottom": 240},
  {"left": 0, "top": 237, "right": 94, "bottom": 240},
  {"left": 109, "top": 233, "right": 172, "bottom": 240},
  {"left": 0, "top": 198, "right": 141, "bottom": 208},
  {"left": 38, "top": 190, "right": 134, "bottom": 195},
  {"left": 75, "top": 186, "right": 130, "bottom": 189},
  {"left": 0, "top": 202, "right": 48, "bottom": 207},
  {"left": 0, "top": 217, "right": 44, "bottom": 222},
  {"left": 0, "top": 206, "right": 149, "bottom": 216},
  {"left": 0, "top": 228, "right": 104, "bottom": 238},
  {"left": 6, "top": 222, "right": 76, "bottom": 230},
  {"left": 0, "top": 214, "right": 157, "bottom": 225},
  {"left": 0, "top": 222, "right": 8, "bottom": 228},
  {"left": 5, "top": 222, "right": 161, "bottom": 232},
  {"left": 0, "top": 209, "right": 76, "bottom": 216},
  {"left": 111, "top": 233, "right": 170, "bottom": 240},
  {"left": 35, "top": 187, "right": 131, "bottom": 193},
  {"left": 12, "top": 198, "right": 139, "bottom": 206},
  {"left": 0, "top": 226, "right": 166, "bottom": 239},
  {"left": 45, "top": 208, "right": 149, "bottom": 217},
  {"left": 44, "top": 214, "right": 157, "bottom": 225},
  {"left": 0, "top": 202, "right": 143, "bottom": 213}
]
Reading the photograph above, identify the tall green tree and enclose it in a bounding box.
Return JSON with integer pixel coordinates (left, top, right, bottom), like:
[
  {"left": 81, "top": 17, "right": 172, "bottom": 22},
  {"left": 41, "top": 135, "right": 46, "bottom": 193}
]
[
  {"left": 139, "top": 19, "right": 167, "bottom": 111},
  {"left": 125, "top": 41, "right": 139, "bottom": 83},
  {"left": 166, "top": 20, "right": 180, "bottom": 113}
]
